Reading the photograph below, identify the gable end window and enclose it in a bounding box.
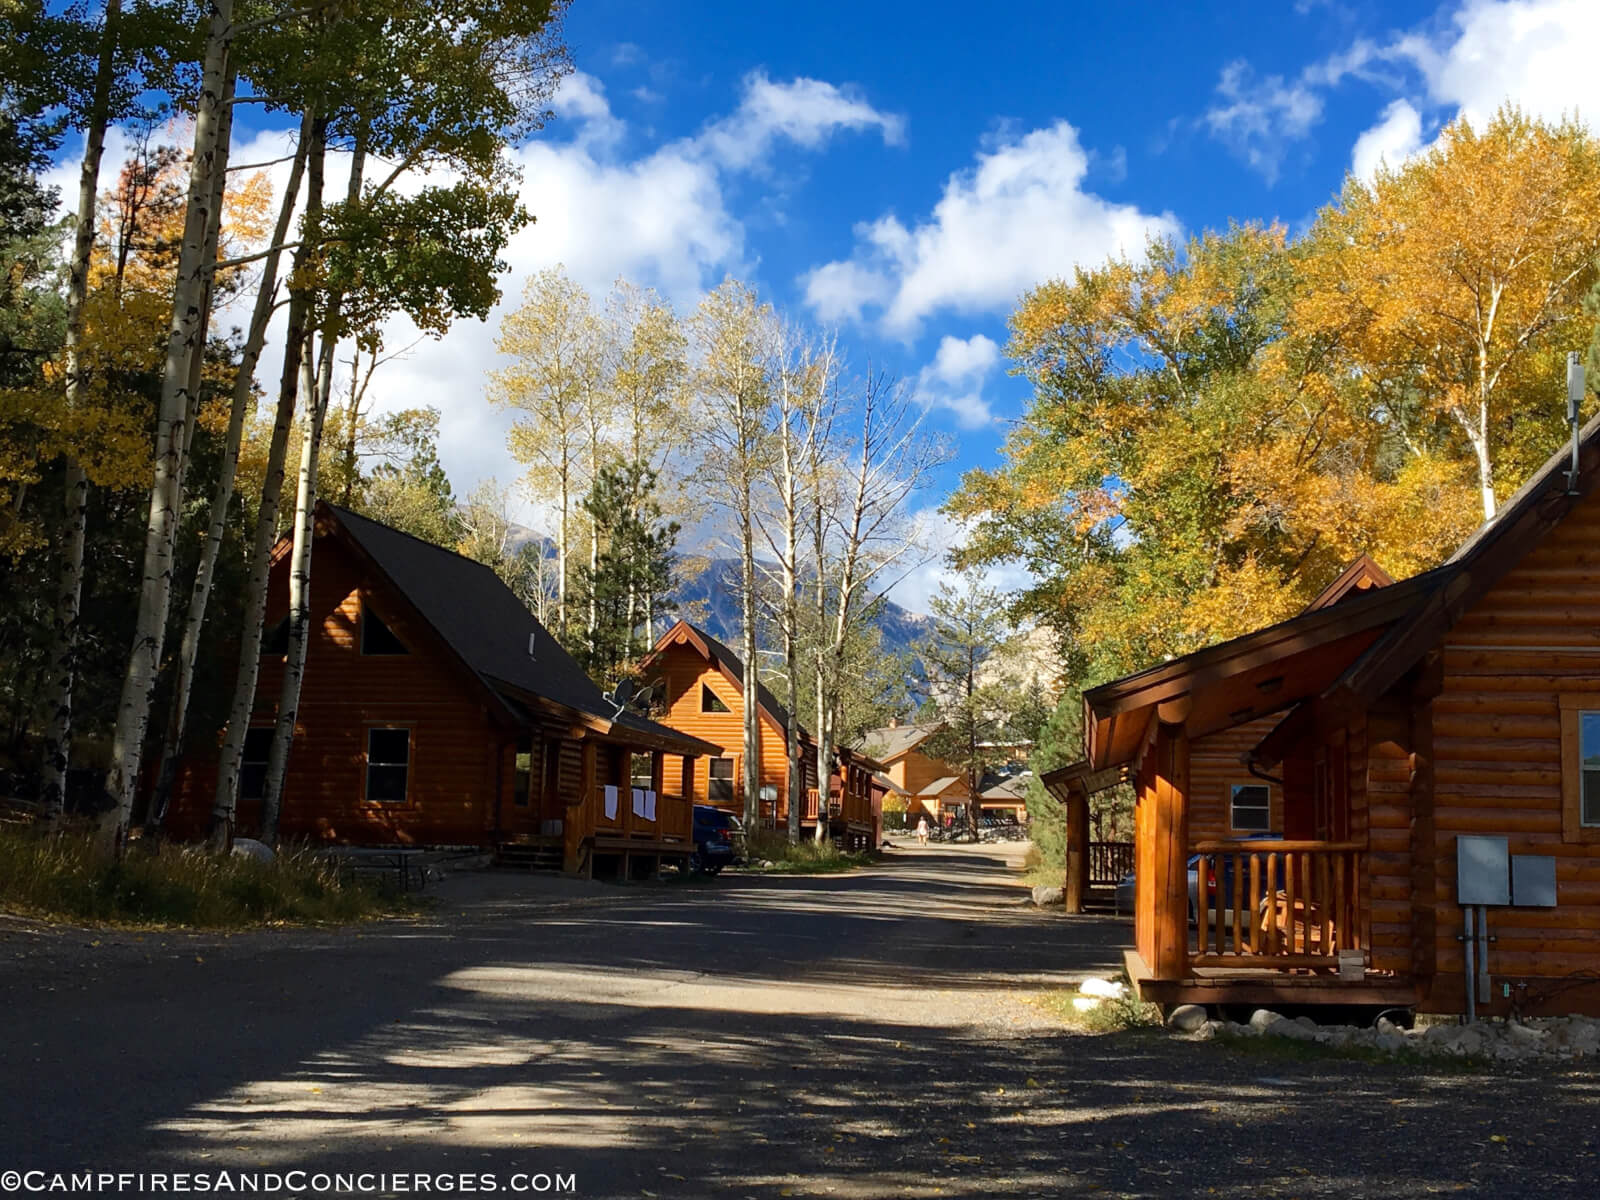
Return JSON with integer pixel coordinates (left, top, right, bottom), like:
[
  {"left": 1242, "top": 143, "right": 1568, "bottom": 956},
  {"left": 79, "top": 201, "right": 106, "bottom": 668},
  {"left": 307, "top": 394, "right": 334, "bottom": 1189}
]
[
  {"left": 361, "top": 605, "right": 408, "bottom": 656},
  {"left": 1559, "top": 695, "right": 1600, "bottom": 842},
  {"left": 700, "top": 684, "right": 730, "bottom": 713},
  {"left": 366, "top": 728, "right": 411, "bottom": 803},
  {"left": 1230, "top": 783, "right": 1271, "bottom": 833},
  {"left": 261, "top": 617, "right": 289, "bottom": 657}
]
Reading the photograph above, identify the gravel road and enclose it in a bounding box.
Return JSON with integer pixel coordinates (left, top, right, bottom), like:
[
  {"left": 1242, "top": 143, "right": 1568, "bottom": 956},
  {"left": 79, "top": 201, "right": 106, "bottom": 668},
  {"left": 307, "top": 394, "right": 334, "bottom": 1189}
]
[{"left": 0, "top": 843, "right": 1595, "bottom": 1198}]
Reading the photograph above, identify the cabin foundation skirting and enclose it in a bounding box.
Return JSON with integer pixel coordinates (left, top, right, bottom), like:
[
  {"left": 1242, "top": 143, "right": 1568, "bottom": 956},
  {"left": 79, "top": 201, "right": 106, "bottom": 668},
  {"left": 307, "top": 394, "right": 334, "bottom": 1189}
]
[{"left": 1124, "top": 949, "right": 1421, "bottom": 1010}]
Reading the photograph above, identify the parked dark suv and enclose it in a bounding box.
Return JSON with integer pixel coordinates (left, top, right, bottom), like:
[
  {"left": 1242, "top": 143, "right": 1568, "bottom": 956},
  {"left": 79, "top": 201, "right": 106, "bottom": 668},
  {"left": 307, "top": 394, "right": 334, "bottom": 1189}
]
[{"left": 691, "top": 805, "right": 743, "bottom": 875}]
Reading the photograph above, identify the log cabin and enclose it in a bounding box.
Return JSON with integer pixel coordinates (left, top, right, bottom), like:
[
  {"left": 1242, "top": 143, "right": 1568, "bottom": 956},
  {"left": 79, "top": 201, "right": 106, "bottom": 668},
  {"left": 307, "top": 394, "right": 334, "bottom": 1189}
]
[
  {"left": 164, "top": 503, "right": 719, "bottom": 879},
  {"left": 641, "top": 620, "right": 884, "bottom": 847},
  {"left": 1063, "top": 415, "right": 1600, "bottom": 1018},
  {"left": 854, "top": 721, "right": 973, "bottom": 824}
]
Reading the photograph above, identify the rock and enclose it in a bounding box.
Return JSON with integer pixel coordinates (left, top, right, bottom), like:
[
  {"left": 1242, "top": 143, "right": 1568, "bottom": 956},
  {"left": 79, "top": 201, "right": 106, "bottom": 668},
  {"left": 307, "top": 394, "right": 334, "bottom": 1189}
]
[
  {"left": 1266, "top": 1019, "right": 1317, "bottom": 1042},
  {"left": 1294, "top": 1015, "right": 1318, "bottom": 1030},
  {"left": 1070, "top": 996, "right": 1101, "bottom": 1013},
  {"left": 1248, "top": 1008, "right": 1284, "bottom": 1033},
  {"left": 1375, "top": 1016, "right": 1399, "bottom": 1036},
  {"left": 1031, "top": 885, "right": 1065, "bottom": 907},
  {"left": 1080, "top": 977, "right": 1126, "bottom": 999},
  {"left": 1375, "top": 1031, "right": 1407, "bottom": 1053},
  {"left": 1167, "top": 1004, "right": 1208, "bottom": 1033},
  {"left": 1507, "top": 1021, "right": 1547, "bottom": 1043},
  {"left": 230, "top": 837, "right": 274, "bottom": 863}
]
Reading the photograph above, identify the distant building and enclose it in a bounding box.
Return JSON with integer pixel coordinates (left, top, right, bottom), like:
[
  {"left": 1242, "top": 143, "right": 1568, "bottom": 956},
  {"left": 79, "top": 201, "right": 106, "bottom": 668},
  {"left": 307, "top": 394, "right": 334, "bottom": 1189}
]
[{"left": 854, "top": 720, "right": 973, "bottom": 826}]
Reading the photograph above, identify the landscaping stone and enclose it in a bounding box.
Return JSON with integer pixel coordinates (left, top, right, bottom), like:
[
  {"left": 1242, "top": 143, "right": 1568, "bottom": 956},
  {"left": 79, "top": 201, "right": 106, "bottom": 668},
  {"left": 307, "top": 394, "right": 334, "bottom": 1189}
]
[
  {"left": 1173, "top": 1008, "right": 1600, "bottom": 1064},
  {"left": 1079, "top": 976, "right": 1126, "bottom": 999},
  {"left": 1167, "top": 1003, "right": 1208, "bottom": 1032},
  {"left": 1031, "top": 885, "right": 1065, "bottom": 907},
  {"left": 230, "top": 838, "right": 275, "bottom": 863}
]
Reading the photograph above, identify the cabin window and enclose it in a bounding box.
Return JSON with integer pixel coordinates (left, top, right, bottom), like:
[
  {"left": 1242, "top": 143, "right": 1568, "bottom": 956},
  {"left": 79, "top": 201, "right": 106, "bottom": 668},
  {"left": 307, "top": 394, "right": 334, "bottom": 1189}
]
[
  {"left": 513, "top": 737, "right": 533, "bottom": 807},
  {"left": 1230, "top": 783, "right": 1271, "bottom": 832},
  {"left": 700, "top": 684, "right": 730, "bottom": 713},
  {"left": 366, "top": 728, "right": 410, "bottom": 803},
  {"left": 261, "top": 618, "right": 289, "bottom": 657},
  {"left": 240, "top": 727, "right": 274, "bottom": 801},
  {"left": 361, "top": 606, "right": 408, "bottom": 655},
  {"left": 1582, "top": 713, "right": 1600, "bottom": 827},
  {"left": 1558, "top": 696, "right": 1600, "bottom": 842},
  {"left": 708, "top": 757, "right": 735, "bottom": 806}
]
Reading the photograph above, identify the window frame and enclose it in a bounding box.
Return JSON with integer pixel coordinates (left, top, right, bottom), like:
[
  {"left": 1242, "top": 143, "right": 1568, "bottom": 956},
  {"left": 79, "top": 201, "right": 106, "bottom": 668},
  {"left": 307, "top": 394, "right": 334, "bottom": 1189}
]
[
  {"left": 1228, "top": 781, "right": 1272, "bottom": 834},
  {"left": 364, "top": 725, "right": 413, "bottom": 806},
  {"left": 239, "top": 726, "right": 275, "bottom": 802},
  {"left": 707, "top": 756, "right": 735, "bottom": 807},
  {"left": 700, "top": 683, "right": 730, "bottom": 713},
  {"left": 1559, "top": 694, "right": 1600, "bottom": 843}
]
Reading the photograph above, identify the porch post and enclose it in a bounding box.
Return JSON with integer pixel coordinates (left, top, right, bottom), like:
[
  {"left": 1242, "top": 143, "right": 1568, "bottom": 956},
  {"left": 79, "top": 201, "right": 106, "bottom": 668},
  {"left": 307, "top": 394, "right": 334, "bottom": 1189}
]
[
  {"left": 565, "top": 740, "right": 596, "bottom": 876},
  {"left": 1151, "top": 722, "right": 1190, "bottom": 981},
  {"left": 1064, "top": 779, "right": 1090, "bottom": 914}
]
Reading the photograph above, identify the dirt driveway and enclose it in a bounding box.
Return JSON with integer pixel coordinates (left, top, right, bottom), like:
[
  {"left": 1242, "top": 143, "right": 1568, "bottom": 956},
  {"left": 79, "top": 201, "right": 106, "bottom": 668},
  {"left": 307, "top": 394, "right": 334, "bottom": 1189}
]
[{"left": 0, "top": 843, "right": 1595, "bottom": 1198}]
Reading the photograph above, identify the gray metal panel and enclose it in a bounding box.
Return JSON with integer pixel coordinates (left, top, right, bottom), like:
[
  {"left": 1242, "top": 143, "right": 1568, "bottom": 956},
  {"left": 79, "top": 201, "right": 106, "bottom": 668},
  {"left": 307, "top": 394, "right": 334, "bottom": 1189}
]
[
  {"left": 1457, "top": 835, "right": 1510, "bottom": 906},
  {"left": 1512, "top": 855, "right": 1558, "bottom": 908}
]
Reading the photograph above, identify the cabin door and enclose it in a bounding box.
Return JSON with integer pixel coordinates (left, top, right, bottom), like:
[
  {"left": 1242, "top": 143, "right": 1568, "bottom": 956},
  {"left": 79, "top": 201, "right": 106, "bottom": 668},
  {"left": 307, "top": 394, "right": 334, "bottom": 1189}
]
[{"left": 503, "top": 736, "right": 541, "bottom": 840}]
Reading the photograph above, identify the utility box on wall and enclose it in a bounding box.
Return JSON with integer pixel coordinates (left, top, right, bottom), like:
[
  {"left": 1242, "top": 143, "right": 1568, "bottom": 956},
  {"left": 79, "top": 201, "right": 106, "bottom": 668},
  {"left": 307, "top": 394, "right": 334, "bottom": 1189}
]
[
  {"left": 1512, "top": 855, "right": 1558, "bottom": 908},
  {"left": 1457, "top": 835, "right": 1510, "bottom": 906}
]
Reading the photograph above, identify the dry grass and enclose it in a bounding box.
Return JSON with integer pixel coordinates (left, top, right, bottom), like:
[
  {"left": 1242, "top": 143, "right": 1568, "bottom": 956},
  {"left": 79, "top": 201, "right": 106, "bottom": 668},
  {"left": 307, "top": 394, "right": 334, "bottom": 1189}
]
[
  {"left": 1034, "top": 978, "right": 1163, "bottom": 1034},
  {"left": 739, "top": 829, "right": 875, "bottom": 874},
  {"left": 0, "top": 830, "right": 415, "bottom": 928}
]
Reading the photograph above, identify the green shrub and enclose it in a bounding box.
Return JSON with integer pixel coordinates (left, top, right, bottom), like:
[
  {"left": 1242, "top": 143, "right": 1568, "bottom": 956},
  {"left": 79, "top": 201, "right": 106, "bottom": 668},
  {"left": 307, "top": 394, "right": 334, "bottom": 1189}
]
[
  {"left": 0, "top": 830, "right": 413, "bottom": 928},
  {"left": 741, "top": 829, "right": 875, "bottom": 874}
]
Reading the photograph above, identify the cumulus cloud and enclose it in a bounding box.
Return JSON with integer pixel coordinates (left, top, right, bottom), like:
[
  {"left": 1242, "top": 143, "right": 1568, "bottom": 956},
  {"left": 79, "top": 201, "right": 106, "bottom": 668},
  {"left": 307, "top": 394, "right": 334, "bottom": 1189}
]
[
  {"left": 692, "top": 70, "right": 906, "bottom": 171},
  {"left": 1204, "top": 60, "right": 1326, "bottom": 182},
  {"left": 800, "top": 121, "right": 1178, "bottom": 339},
  {"left": 1350, "top": 98, "right": 1425, "bottom": 181},
  {"left": 1400, "top": 0, "right": 1600, "bottom": 130},
  {"left": 914, "top": 334, "right": 1001, "bottom": 429}
]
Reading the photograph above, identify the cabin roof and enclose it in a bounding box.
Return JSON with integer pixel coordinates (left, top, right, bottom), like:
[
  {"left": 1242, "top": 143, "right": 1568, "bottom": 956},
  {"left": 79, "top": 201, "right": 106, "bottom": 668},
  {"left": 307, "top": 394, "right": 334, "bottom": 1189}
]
[
  {"left": 1083, "top": 411, "right": 1600, "bottom": 773},
  {"left": 854, "top": 721, "right": 941, "bottom": 762},
  {"left": 646, "top": 619, "right": 814, "bottom": 742},
  {"left": 1041, "top": 759, "right": 1128, "bottom": 803},
  {"left": 980, "top": 773, "right": 1030, "bottom": 801},
  {"left": 325, "top": 504, "right": 716, "bottom": 756},
  {"left": 1302, "top": 554, "right": 1394, "bottom": 612}
]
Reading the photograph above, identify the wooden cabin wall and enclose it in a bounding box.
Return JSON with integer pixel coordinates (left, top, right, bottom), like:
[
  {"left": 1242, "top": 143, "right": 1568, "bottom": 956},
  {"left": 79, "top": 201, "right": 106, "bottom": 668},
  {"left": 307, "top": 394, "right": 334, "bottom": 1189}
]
[
  {"left": 1422, "top": 494, "right": 1600, "bottom": 1009},
  {"left": 1187, "top": 716, "right": 1283, "bottom": 842},
  {"left": 651, "top": 642, "right": 800, "bottom": 820},
  {"left": 165, "top": 532, "right": 499, "bottom": 846},
  {"left": 1363, "top": 706, "right": 1416, "bottom": 978}
]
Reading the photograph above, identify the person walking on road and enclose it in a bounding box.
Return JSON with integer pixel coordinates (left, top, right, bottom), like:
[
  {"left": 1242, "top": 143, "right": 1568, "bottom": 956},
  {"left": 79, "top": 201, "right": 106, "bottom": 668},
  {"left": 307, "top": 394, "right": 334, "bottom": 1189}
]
[{"left": 916, "top": 816, "right": 929, "bottom": 846}]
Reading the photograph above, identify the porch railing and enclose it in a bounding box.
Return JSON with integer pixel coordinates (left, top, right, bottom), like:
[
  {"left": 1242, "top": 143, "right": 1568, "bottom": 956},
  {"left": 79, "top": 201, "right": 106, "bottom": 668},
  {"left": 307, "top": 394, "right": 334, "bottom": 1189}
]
[
  {"left": 1191, "top": 840, "right": 1364, "bottom": 968},
  {"left": 1088, "top": 840, "right": 1134, "bottom": 888},
  {"left": 804, "top": 789, "right": 820, "bottom": 820}
]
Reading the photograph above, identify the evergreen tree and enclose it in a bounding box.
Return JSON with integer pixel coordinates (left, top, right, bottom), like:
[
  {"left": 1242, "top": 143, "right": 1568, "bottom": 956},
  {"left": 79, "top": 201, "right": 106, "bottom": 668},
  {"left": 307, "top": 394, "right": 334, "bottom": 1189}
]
[{"left": 573, "top": 461, "right": 678, "bottom": 686}]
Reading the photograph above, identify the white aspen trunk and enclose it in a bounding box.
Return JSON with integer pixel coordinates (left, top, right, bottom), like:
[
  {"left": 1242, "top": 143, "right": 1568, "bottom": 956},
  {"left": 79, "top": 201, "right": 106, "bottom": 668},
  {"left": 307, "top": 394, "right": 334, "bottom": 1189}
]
[
  {"left": 147, "top": 107, "right": 308, "bottom": 834},
  {"left": 741, "top": 501, "right": 761, "bottom": 830},
  {"left": 40, "top": 0, "right": 122, "bottom": 826},
  {"left": 257, "top": 335, "right": 326, "bottom": 845},
  {"left": 1472, "top": 409, "right": 1495, "bottom": 520},
  {"left": 258, "top": 136, "right": 360, "bottom": 847},
  {"left": 556, "top": 468, "right": 569, "bottom": 632},
  {"left": 209, "top": 110, "right": 321, "bottom": 849},
  {"left": 101, "top": 0, "right": 234, "bottom": 849}
]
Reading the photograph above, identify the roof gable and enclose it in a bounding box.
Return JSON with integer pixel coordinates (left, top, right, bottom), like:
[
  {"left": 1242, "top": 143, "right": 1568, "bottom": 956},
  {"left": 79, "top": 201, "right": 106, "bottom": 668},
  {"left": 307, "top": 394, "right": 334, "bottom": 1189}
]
[
  {"left": 324, "top": 505, "right": 713, "bottom": 754},
  {"left": 1303, "top": 555, "right": 1394, "bottom": 612},
  {"left": 855, "top": 722, "right": 941, "bottom": 761},
  {"left": 646, "top": 619, "right": 812, "bottom": 743}
]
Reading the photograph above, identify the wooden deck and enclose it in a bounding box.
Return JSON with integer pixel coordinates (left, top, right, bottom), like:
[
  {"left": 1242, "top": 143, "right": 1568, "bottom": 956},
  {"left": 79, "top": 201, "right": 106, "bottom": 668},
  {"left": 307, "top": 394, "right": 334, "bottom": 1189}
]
[{"left": 1124, "top": 949, "right": 1420, "bottom": 1009}]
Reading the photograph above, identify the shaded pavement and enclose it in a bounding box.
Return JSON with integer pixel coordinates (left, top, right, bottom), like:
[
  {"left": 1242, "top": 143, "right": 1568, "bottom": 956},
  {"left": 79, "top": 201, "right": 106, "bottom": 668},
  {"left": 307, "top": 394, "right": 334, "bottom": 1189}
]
[{"left": 1, "top": 843, "right": 1597, "bottom": 1198}]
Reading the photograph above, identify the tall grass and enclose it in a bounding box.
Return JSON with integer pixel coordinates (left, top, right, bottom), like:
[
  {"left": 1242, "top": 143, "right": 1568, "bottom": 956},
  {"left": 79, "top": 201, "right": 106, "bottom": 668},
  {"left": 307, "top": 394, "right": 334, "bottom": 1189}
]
[
  {"left": 0, "top": 830, "right": 413, "bottom": 927},
  {"left": 742, "top": 829, "right": 874, "bottom": 874}
]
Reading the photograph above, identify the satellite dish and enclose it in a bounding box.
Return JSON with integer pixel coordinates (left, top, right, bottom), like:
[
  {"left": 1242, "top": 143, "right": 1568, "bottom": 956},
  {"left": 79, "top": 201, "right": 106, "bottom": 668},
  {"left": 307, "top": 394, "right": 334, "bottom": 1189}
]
[{"left": 610, "top": 678, "right": 637, "bottom": 708}]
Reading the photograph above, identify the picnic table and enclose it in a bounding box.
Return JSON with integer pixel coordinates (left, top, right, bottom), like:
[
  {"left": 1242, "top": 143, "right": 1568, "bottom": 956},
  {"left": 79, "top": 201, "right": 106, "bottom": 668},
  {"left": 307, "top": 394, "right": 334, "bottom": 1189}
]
[{"left": 323, "top": 847, "right": 432, "bottom": 892}]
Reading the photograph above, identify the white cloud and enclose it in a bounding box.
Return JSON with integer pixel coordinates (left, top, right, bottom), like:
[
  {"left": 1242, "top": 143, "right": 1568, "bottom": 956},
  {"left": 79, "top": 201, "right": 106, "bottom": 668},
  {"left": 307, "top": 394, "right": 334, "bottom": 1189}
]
[
  {"left": 692, "top": 70, "right": 906, "bottom": 171},
  {"left": 1204, "top": 60, "right": 1327, "bottom": 182},
  {"left": 886, "top": 507, "right": 1033, "bottom": 616},
  {"left": 801, "top": 121, "right": 1178, "bottom": 340},
  {"left": 1401, "top": 0, "right": 1600, "bottom": 130},
  {"left": 1350, "top": 98, "right": 1425, "bottom": 181},
  {"left": 914, "top": 334, "right": 1001, "bottom": 429}
]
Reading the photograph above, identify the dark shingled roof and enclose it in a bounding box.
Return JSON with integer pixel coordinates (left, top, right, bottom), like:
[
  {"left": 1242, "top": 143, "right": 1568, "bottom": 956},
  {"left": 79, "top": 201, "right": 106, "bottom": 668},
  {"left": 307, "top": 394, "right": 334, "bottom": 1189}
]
[
  {"left": 327, "top": 503, "right": 712, "bottom": 753},
  {"left": 855, "top": 722, "right": 940, "bottom": 762}
]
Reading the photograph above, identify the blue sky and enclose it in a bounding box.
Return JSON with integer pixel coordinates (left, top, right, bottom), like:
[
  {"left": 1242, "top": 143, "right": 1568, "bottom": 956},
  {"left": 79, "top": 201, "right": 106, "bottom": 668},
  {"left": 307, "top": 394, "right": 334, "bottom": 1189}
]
[{"left": 50, "top": 0, "right": 1599, "bottom": 611}]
